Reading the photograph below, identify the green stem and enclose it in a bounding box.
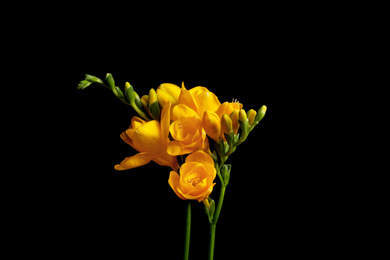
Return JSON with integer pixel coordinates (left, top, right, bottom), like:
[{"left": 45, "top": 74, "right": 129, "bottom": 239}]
[
  {"left": 208, "top": 184, "right": 227, "bottom": 260},
  {"left": 208, "top": 224, "right": 217, "bottom": 260},
  {"left": 184, "top": 201, "right": 191, "bottom": 260}
]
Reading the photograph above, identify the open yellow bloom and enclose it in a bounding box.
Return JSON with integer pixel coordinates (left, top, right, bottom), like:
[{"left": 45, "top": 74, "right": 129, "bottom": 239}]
[
  {"left": 167, "top": 116, "right": 209, "bottom": 156},
  {"left": 168, "top": 150, "right": 216, "bottom": 202},
  {"left": 171, "top": 83, "right": 221, "bottom": 121},
  {"left": 166, "top": 83, "right": 222, "bottom": 153},
  {"left": 115, "top": 101, "right": 179, "bottom": 171}
]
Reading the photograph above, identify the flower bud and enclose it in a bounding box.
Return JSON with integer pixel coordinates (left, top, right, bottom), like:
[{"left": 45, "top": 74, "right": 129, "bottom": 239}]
[
  {"left": 239, "top": 109, "right": 247, "bottom": 122},
  {"left": 247, "top": 109, "right": 257, "bottom": 126},
  {"left": 141, "top": 95, "right": 149, "bottom": 111},
  {"left": 203, "top": 110, "right": 221, "bottom": 141},
  {"left": 221, "top": 164, "right": 231, "bottom": 186},
  {"left": 203, "top": 197, "right": 215, "bottom": 224},
  {"left": 239, "top": 109, "right": 249, "bottom": 136},
  {"left": 229, "top": 110, "right": 239, "bottom": 135},
  {"left": 125, "top": 82, "right": 136, "bottom": 105},
  {"left": 249, "top": 105, "right": 267, "bottom": 132},
  {"left": 85, "top": 74, "right": 104, "bottom": 84},
  {"left": 221, "top": 114, "right": 233, "bottom": 135},
  {"left": 148, "top": 88, "right": 160, "bottom": 121},
  {"left": 256, "top": 105, "right": 267, "bottom": 122},
  {"left": 105, "top": 73, "right": 115, "bottom": 89}
]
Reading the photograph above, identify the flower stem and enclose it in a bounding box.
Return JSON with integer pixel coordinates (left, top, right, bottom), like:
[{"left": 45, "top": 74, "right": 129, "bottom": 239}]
[
  {"left": 208, "top": 224, "right": 217, "bottom": 260},
  {"left": 208, "top": 184, "right": 227, "bottom": 260},
  {"left": 184, "top": 201, "right": 191, "bottom": 260}
]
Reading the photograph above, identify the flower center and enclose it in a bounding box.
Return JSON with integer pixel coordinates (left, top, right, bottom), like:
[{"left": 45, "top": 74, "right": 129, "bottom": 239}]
[{"left": 187, "top": 174, "right": 201, "bottom": 186}]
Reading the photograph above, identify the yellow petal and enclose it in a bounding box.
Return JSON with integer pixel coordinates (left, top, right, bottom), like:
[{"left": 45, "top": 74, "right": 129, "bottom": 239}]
[
  {"left": 114, "top": 152, "right": 154, "bottom": 170},
  {"left": 120, "top": 130, "right": 132, "bottom": 146},
  {"left": 203, "top": 110, "right": 221, "bottom": 141},
  {"left": 160, "top": 101, "right": 171, "bottom": 145},
  {"left": 167, "top": 141, "right": 194, "bottom": 156},
  {"left": 171, "top": 104, "right": 198, "bottom": 121},
  {"left": 186, "top": 150, "right": 215, "bottom": 168},
  {"left": 178, "top": 84, "right": 198, "bottom": 114},
  {"left": 168, "top": 171, "right": 187, "bottom": 200},
  {"left": 193, "top": 90, "right": 221, "bottom": 117},
  {"left": 132, "top": 121, "right": 163, "bottom": 153},
  {"left": 158, "top": 83, "right": 181, "bottom": 102}
]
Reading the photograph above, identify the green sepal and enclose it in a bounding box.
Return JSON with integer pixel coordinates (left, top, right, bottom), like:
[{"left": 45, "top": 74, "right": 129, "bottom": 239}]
[
  {"left": 224, "top": 131, "right": 234, "bottom": 154},
  {"left": 105, "top": 73, "right": 115, "bottom": 90},
  {"left": 133, "top": 92, "right": 144, "bottom": 111},
  {"left": 239, "top": 119, "right": 249, "bottom": 136},
  {"left": 234, "top": 133, "right": 240, "bottom": 144},
  {"left": 204, "top": 197, "right": 215, "bottom": 224},
  {"left": 148, "top": 101, "right": 161, "bottom": 121},
  {"left": 124, "top": 83, "right": 151, "bottom": 121},
  {"left": 125, "top": 83, "right": 136, "bottom": 105},
  {"left": 221, "top": 164, "right": 231, "bottom": 186}
]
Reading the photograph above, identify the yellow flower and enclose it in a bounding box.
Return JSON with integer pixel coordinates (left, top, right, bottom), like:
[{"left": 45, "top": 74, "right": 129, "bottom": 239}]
[
  {"left": 166, "top": 83, "right": 222, "bottom": 151},
  {"left": 156, "top": 83, "right": 181, "bottom": 108},
  {"left": 167, "top": 116, "right": 209, "bottom": 156},
  {"left": 202, "top": 110, "right": 221, "bottom": 141},
  {"left": 171, "top": 83, "right": 221, "bottom": 121},
  {"left": 115, "top": 101, "right": 179, "bottom": 171},
  {"left": 215, "top": 101, "right": 243, "bottom": 119},
  {"left": 168, "top": 150, "right": 216, "bottom": 202}
]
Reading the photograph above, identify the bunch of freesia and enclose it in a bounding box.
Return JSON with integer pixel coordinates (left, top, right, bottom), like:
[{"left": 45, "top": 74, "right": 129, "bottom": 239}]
[{"left": 78, "top": 74, "right": 267, "bottom": 260}]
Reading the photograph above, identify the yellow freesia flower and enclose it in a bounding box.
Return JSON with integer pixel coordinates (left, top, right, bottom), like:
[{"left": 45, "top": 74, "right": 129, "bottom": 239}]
[
  {"left": 215, "top": 101, "right": 243, "bottom": 119},
  {"left": 168, "top": 150, "right": 216, "bottom": 202},
  {"left": 165, "top": 83, "right": 222, "bottom": 154},
  {"left": 156, "top": 83, "right": 181, "bottom": 108},
  {"left": 167, "top": 116, "right": 209, "bottom": 156},
  {"left": 171, "top": 83, "right": 221, "bottom": 121},
  {"left": 115, "top": 101, "right": 179, "bottom": 171}
]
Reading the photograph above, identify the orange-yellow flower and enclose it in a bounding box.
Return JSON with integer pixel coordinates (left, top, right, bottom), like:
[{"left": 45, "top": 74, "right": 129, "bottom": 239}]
[
  {"left": 171, "top": 83, "right": 221, "bottom": 121},
  {"left": 202, "top": 110, "right": 221, "bottom": 141},
  {"left": 156, "top": 83, "right": 181, "bottom": 108},
  {"left": 168, "top": 150, "right": 216, "bottom": 202},
  {"left": 115, "top": 101, "right": 179, "bottom": 171},
  {"left": 167, "top": 116, "right": 209, "bottom": 156},
  {"left": 215, "top": 101, "right": 243, "bottom": 119}
]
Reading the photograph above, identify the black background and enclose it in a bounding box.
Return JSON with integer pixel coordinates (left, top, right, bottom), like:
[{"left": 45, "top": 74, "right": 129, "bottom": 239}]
[
  {"left": 15, "top": 13, "right": 338, "bottom": 258},
  {"left": 48, "top": 69, "right": 317, "bottom": 259}
]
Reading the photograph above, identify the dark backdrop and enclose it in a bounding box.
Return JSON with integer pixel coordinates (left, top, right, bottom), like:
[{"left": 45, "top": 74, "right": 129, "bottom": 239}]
[
  {"left": 48, "top": 69, "right": 312, "bottom": 259},
  {"left": 27, "top": 21, "right": 328, "bottom": 257}
]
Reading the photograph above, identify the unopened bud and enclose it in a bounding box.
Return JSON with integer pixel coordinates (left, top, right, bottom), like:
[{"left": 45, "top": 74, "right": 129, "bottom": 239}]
[
  {"left": 239, "top": 109, "right": 247, "bottom": 122},
  {"left": 229, "top": 110, "right": 239, "bottom": 135},
  {"left": 203, "top": 110, "right": 221, "bottom": 141},
  {"left": 148, "top": 88, "right": 160, "bottom": 121},
  {"left": 255, "top": 105, "right": 267, "bottom": 123},
  {"left": 247, "top": 109, "right": 257, "bottom": 125},
  {"left": 221, "top": 114, "right": 233, "bottom": 135}
]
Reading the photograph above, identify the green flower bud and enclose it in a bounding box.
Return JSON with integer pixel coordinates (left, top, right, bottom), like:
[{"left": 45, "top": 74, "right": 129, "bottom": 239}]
[
  {"left": 221, "top": 114, "right": 233, "bottom": 135},
  {"left": 203, "top": 197, "right": 215, "bottom": 224},
  {"left": 221, "top": 164, "right": 231, "bottom": 186},
  {"left": 148, "top": 88, "right": 160, "bottom": 121},
  {"left": 247, "top": 109, "right": 257, "bottom": 126},
  {"left": 239, "top": 109, "right": 249, "bottom": 136}
]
